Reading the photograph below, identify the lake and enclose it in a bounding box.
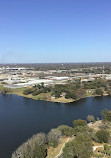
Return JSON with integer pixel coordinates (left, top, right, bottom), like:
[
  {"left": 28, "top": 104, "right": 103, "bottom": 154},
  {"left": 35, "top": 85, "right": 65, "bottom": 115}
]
[{"left": 0, "top": 93, "right": 111, "bottom": 158}]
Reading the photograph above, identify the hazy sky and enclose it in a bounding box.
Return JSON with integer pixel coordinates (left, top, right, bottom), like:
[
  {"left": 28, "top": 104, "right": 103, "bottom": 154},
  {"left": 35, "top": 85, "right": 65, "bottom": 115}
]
[{"left": 0, "top": 0, "right": 111, "bottom": 63}]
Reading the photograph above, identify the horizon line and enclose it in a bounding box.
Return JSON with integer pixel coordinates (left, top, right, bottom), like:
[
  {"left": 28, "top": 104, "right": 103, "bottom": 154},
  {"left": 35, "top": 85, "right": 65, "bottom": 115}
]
[{"left": 0, "top": 62, "right": 111, "bottom": 65}]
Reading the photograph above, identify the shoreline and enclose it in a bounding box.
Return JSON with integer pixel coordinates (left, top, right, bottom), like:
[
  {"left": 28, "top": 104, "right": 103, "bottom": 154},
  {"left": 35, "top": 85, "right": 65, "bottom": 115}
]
[
  {"left": 1, "top": 91, "right": 109, "bottom": 104},
  {"left": 0, "top": 84, "right": 109, "bottom": 103}
]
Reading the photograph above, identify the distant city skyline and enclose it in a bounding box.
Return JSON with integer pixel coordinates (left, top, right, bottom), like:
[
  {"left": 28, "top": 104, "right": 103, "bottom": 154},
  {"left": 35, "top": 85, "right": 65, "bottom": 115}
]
[{"left": 0, "top": 0, "right": 111, "bottom": 63}]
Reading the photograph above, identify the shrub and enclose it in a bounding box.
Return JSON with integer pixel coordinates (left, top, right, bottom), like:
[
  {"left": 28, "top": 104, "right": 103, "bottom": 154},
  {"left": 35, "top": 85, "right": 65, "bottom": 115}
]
[
  {"left": 96, "top": 130, "right": 110, "bottom": 143},
  {"left": 73, "top": 119, "right": 87, "bottom": 127},
  {"left": 87, "top": 115, "right": 95, "bottom": 122},
  {"left": 99, "top": 121, "right": 109, "bottom": 130},
  {"left": 58, "top": 125, "right": 74, "bottom": 136},
  {"left": 32, "top": 91, "right": 40, "bottom": 96}
]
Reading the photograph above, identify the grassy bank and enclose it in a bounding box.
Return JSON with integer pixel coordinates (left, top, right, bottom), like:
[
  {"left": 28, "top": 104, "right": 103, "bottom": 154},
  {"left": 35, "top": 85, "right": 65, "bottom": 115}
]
[
  {"left": 0, "top": 85, "right": 74, "bottom": 103},
  {"left": 0, "top": 84, "right": 109, "bottom": 103}
]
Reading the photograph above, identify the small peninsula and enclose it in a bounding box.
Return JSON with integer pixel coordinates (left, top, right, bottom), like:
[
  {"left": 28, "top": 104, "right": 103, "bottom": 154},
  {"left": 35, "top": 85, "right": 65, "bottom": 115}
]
[{"left": 1, "top": 78, "right": 111, "bottom": 103}]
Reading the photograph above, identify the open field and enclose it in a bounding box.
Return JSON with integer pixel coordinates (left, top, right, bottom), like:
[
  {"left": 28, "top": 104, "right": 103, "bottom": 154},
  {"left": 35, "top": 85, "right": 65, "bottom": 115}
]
[{"left": 50, "top": 96, "right": 74, "bottom": 103}]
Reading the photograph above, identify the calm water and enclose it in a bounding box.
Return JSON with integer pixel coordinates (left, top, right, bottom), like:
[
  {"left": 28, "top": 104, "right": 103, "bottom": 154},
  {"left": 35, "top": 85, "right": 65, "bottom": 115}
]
[{"left": 1, "top": 94, "right": 111, "bottom": 158}]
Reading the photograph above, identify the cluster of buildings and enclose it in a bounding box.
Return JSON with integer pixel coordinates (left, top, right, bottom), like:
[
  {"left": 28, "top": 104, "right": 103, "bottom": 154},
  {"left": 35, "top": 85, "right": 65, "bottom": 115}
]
[
  {"left": 0, "top": 66, "right": 111, "bottom": 89},
  {"left": 0, "top": 67, "right": 71, "bottom": 88}
]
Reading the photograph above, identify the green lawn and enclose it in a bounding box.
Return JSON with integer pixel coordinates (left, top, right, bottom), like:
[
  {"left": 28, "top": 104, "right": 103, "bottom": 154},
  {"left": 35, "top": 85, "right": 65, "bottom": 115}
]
[{"left": 0, "top": 84, "right": 4, "bottom": 91}]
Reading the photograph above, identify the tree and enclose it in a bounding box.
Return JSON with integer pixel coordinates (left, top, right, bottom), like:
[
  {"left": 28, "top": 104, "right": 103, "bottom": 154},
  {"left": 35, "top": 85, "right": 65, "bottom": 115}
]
[
  {"left": 23, "top": 88, "right": 32, "bottom": 95},
  {"left": 75, "top": 89, "right": 86, "bottom": 99},
  {"left": 101, "top": 109, "right": 109, "bottom": 119},
  {"left": 12, "top": 145, "right": 47, "bottom": 158},
  {"left": 65, "top": 91, "right": 77, "bottom": 100},
  {"left": 107, "top": 88, "right": 111, "bottom": 95},
  {"left": 32, "top": 145, "right": 47, "bottom": 158},
  {"left": 101, "top": 109, "right": 111, "bottom": 121},
  {"left": 11, "top": 133, "right": 47, "bottom": 158},
  {"left": 96, "top": 130, "right": 110, "bottom": 143},
  {"left": 74, "top": 126, "right": 92, "bottom": 135},
  {"left": 41, "top": 82, "right": 44, "bottom": 88},
  {"left": 37, "top": 84, "right": 41, "bottom": 89},
  {"left": 73, "top": 119, "right": 87, "bottom": 127},
  {"left": 65, "top": 92, "right": 72, "bottom": 99},
  {"left": 47, "top": 128, "right": 62, "bottom": 147},
  {"left": 63, "top": 134, "right": 93, "bottom": 158},
  {"left": 87, "top": 115, "right": 95, "bottom": 122},
  {"left": 58, "top": 125, "right": 74, "bottom": 136},
  {"left": 73, "top": 125, "right": 97, "bottom": 141},
  {"left": 2, "top": 88, "right": 11, "bottom": 94},
  {"left": 95, "top": 88, "right": 104, "bottom": 96},
  {"left": 33, "top": 133, "right": 47, "bottom": 146}
]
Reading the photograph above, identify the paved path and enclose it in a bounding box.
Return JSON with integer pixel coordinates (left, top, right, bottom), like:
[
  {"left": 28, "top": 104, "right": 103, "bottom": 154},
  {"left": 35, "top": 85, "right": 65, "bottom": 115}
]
[
  {"left": 54, "top": 121, "right": 103, "bottom": 158},
  {"left": 54, "top": 137, "right": 71, "bottom": 158}
]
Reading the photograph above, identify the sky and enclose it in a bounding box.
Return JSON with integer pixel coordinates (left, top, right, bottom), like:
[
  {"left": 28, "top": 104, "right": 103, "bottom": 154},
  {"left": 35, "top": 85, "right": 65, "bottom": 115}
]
[{"left": 0, "top": 0, "right": 111, "bottom": 63}]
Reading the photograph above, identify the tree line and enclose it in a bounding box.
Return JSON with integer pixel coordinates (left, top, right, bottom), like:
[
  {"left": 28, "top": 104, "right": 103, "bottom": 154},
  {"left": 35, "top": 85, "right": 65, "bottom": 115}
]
[{"left": 23, "top": 79, "right": 111, "bottom": 100}]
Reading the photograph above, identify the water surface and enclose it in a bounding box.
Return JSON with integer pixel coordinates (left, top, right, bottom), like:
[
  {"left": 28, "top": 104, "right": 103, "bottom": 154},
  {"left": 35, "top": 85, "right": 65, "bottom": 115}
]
[{"left": 0, "top": 94, "right": 111, "bottom": 158}]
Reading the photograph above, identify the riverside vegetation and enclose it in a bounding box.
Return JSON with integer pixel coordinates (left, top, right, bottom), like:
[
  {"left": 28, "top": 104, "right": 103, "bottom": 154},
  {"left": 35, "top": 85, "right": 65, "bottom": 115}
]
[
  {"left": 12, "top": 109, "right": 111, "bottom": 158},
  {"left": 1, "top": 78, "right": 111, "bottom": 103}
]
